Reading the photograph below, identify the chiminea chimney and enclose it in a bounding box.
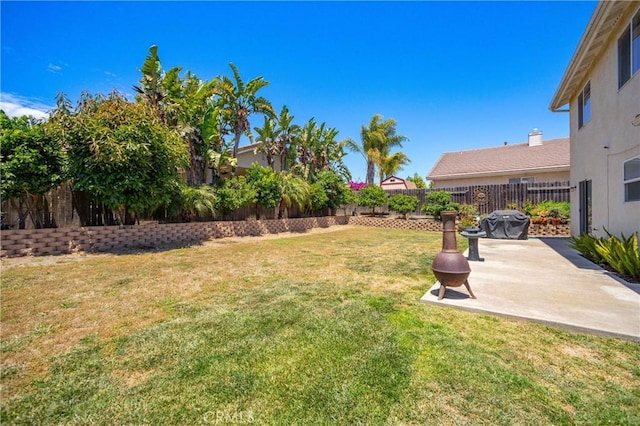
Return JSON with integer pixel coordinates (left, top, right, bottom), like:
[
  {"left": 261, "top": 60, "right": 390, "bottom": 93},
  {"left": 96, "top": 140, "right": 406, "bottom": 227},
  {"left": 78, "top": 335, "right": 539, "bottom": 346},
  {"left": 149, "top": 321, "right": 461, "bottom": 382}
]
[{"left": 528, "top": 128, "right": 543, "bottom": 146}]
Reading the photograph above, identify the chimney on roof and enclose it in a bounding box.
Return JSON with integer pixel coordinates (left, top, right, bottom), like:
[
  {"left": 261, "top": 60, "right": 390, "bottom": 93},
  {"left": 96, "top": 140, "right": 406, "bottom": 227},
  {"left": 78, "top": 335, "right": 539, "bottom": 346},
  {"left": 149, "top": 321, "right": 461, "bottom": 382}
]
[{"left": 528, "top": 128, "right": 543, "bottom": 147}]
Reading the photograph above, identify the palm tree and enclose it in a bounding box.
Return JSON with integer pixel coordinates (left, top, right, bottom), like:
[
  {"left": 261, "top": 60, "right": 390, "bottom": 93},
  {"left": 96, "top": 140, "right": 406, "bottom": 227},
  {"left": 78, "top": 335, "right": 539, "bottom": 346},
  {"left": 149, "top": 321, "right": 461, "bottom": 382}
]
[
  {"left": 289, "top": 118, "right": 349, "bottom": 180},
  {"left": 313, "top": 125, "right": 350, "bottom": 181},
  {"left": 215, "top": 63, "right": 274, "bottom": 163},
  {"left": 133, "top": 46, "right": 219, "bottom": 185},
  {"left": 345, "top": 114, "right": 408, "bottom": 184},
  {"left": 133, "top": 45, "right": 164, "bottom": 115},
  {"left": 274, "top": 106, "right": 299, "bottom": 171},
  {"left": 377, "top": 151, "right": 411, "bottom": 183},
  {"left": 292, "top": 118, "right": 320, "bottom": 179},
  {"left": 278, "top": 172, "right": 310, "bottom": 218},
  {"left": 178, "top": 184, "right": 217, "bottom": 221},
  {"left": 201, "top": 106, "right": 235, "bottom": 183},
  {"left": 254, "top": 115, "right": 279, "bottom": 170}
]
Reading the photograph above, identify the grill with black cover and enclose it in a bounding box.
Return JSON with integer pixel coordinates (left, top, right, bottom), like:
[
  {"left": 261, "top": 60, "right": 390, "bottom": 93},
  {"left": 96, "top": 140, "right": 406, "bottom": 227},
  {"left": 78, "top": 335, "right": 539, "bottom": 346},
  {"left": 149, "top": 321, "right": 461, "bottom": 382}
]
[{"left": 479, "top": 210, "right": 530, "bottom": 240}]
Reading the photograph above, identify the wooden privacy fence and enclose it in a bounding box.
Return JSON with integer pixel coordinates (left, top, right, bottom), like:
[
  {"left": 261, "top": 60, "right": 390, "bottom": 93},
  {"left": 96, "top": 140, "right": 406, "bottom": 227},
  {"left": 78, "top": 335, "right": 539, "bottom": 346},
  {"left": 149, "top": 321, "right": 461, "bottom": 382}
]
[
  {"left": 0, "top": 183, "right": 332, "bottom": 230},
  {"left": 1, "top": 181, "right": 570, "bottom": 230},
  {"left": 385, "top": 181, "right": 570, "bottom": 215}
]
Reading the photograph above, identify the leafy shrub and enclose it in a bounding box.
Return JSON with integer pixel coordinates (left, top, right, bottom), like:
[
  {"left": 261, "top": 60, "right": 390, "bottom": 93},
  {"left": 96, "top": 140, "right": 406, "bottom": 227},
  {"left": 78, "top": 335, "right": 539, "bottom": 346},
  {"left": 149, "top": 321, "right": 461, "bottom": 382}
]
[
  {"left": 506, "top": 202, "right": 519, "bottom": 210},
  {"left": 569, "top": 230, "right": 640, "bottom": 281},
  {"left": 422, "top": 190, "right": 458, "bottom": 219},
  {"left": 214, "top": 176, "right": 255, "bottom": 217},
  {"left": 527, "top": 200, "right": 570, "bottom": 224},
  {"left": 358, "top": 185, "right": 387, "bottom": 215},
  {"left": 309, "top": 182, "right": 330, "bottom": 212},
  {"left": 246, "top": 163, "right": 283, "bottom": 212},
  {"left": 522, "top": 199, "right": 535, "bottom": 216},
  {"left": 314, "top": 170, "right": 350, "bottom": 210},
  {"left": 457, "top": 204, "right": 479, "bottom": 228},
  {"left": 388, "top": 194, "right": 419, "bottom": 219},
  {"left": 1, "top": 112, "right": 67, "bottom": 229}
]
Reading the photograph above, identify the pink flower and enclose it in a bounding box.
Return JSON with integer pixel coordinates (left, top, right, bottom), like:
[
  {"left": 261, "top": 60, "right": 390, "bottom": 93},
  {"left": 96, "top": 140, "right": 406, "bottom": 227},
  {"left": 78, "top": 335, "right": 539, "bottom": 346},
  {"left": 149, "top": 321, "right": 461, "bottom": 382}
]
[{"left": 349, "top": 181, "right": 367, "bottom": 191}]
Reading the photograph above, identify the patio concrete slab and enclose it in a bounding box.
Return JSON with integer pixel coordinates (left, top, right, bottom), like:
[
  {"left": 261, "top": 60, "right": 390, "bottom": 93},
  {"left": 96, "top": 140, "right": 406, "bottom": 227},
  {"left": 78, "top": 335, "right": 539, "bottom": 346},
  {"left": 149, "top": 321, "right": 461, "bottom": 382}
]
[{"left": 421, "top": 237, "right": 640, "bottom": 341}]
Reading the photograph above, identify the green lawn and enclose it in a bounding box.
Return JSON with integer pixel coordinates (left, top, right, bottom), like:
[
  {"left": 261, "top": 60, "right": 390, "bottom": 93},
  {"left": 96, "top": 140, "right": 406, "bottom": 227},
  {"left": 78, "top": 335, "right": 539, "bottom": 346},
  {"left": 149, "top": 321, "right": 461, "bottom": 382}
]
[{"left": 1, "top": 226, "right": 639, "bottom": 424}]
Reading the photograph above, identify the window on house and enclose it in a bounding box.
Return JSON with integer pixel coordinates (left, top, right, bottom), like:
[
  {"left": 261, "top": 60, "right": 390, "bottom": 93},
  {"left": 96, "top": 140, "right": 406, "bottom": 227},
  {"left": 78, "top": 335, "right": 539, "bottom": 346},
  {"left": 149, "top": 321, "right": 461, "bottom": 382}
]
[
  {"left": 578, "top": 82, "right": 591, "bottom": 128},
  {"left": 618, "top": 9, "right": 640, "bottom": 88},
  {"left": 508, "top": 177, "right": 535, "bottom": 184},
  {"left": 624, "top": 156, "right": 640, "bottom": 202}
]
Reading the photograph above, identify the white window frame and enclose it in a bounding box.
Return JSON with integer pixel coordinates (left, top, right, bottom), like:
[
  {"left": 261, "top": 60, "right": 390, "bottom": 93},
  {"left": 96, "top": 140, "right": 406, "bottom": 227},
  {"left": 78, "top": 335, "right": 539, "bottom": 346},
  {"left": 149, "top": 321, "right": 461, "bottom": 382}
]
[
  {"left": 618, "top": 9, "right": 640, "bottom": 89},
  {"left": 624, "top": 156, "right": 640, "bottom": 202},
  {"left": 578, "top": 81, "right": 591, "bottom": 129}
]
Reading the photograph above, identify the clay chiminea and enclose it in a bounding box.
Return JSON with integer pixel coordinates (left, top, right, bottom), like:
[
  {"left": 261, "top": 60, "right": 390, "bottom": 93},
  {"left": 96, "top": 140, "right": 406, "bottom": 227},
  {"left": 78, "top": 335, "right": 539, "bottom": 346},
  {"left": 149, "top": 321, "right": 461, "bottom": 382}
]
[{"left": 432, "top": 211, "right": 476, "bottom": 300}]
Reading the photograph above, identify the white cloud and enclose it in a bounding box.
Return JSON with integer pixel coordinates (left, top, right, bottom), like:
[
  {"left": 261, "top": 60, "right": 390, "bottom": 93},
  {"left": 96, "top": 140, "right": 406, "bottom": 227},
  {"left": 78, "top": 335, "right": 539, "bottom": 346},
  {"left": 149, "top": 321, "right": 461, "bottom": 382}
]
[
  {"left": 47, "top": 63, "right": 63, "bottom": 74},
  {"left": 104, "top": 71, "right": 117, "bottom": 77},
  {"left": 0, "top": 93, "right": 52, "bottom": 120}
]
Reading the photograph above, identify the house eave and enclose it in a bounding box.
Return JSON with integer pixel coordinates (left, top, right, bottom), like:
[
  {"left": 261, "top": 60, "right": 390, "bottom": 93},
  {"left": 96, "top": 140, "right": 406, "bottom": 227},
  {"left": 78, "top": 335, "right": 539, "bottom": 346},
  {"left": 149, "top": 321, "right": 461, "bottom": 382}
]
[
  {"left": 428, "top": 165, "right": 570, "bottom": 182},
  {"left": 550, "top": 1, "right": 638, "bottom": 111}
]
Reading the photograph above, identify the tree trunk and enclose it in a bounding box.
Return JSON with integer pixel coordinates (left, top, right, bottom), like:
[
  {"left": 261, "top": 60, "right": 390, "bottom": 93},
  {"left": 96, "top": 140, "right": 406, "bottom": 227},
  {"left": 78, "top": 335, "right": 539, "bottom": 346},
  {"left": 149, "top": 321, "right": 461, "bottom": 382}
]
[
  {"left": 232, "top": 132, "right": 241, "bottom": 174},
  {"left": 366, "top": 160, "right": 375, "bottom": 185},
  {"left": 10, "top": 198, "right": 28, "bottom": 229}
]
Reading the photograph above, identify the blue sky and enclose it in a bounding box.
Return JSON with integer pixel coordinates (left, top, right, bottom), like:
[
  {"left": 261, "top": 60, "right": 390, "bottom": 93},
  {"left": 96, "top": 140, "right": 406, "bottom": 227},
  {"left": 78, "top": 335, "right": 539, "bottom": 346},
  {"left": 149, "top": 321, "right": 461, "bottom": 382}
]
[{"left": 1, "top": 1, "right": 596, "bottom": 182}]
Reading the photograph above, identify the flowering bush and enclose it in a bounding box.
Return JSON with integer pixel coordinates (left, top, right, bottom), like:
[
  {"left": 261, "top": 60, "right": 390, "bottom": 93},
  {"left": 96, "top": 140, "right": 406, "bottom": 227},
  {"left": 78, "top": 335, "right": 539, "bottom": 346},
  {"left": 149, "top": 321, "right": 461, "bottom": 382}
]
[{"left": 349, "top": 181, "right": 367, "bottom": 192}]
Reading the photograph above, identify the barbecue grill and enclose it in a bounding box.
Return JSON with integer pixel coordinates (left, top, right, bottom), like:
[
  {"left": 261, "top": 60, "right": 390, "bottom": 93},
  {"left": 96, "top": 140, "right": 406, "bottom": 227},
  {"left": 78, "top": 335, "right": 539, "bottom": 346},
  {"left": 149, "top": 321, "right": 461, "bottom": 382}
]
[{"left": 479, "top": 210, "right": 530, "bottom": 240}]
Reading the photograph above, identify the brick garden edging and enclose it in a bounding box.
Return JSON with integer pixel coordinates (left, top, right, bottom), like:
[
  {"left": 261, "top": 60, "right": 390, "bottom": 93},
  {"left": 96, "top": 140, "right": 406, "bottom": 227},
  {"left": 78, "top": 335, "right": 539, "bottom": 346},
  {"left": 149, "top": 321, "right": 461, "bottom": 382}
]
[
  {"left": 347, "top": 216, "right": 570, "bottom": 237},
  {"left": 0, "top": 216, "right": 348, "bottom": 258}
]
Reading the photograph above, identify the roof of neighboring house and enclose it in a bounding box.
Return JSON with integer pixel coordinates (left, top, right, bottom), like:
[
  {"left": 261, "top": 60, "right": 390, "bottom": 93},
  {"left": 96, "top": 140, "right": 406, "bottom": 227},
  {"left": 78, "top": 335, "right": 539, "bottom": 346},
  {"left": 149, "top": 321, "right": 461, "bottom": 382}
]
[
  {"left": 236, "top": 143, "right": 261, "bottom": 155},
  {"left": 550, "top": 1, "right": 635, "bottom": 111},
  {"left": 427, "top": 137, "right": 570, "bottom": 181},
  {"left": 380, "top": 176, "right": 417, "bottom": 189}
]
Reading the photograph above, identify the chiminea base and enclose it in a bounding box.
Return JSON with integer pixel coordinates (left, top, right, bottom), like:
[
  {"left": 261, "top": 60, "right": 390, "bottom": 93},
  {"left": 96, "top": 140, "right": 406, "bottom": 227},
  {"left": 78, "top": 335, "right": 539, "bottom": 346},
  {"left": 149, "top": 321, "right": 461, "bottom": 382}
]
[{"left": 438, "top": 279, "right": 476, "bottom": 300}]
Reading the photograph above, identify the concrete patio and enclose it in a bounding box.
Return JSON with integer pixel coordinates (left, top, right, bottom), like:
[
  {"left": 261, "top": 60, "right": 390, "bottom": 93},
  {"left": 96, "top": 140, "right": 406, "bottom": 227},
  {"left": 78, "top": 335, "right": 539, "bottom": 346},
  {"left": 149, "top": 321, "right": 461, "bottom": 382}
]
[{"left": 421, "top": 237, "right": 640, "bottom": 341}]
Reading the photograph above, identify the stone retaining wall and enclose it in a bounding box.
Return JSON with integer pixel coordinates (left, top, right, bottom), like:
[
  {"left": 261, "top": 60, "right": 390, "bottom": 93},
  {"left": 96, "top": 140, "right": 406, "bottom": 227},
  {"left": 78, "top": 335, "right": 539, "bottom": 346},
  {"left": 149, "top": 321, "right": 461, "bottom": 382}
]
[
  {"left": 347, "top": 216, "right": 570, "bottom": 237},
  {"left": 0, "top": 215, "right": 570, "bottom": 258},
  {"left": 0, "top": 216, "right": 348, "bottom": 258},
  {"left": 348, "top": 216, "right": 443, "bottom": 232}
]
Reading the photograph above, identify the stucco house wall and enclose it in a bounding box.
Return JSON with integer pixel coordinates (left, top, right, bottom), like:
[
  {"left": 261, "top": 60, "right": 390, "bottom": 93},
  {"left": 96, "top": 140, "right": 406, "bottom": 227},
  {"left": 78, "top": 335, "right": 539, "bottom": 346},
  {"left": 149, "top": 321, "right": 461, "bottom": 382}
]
[
  {"left": 236, "top": 145, "right": 283, "bottom": 171},
  {"left": 561, "top": 3, "right": 640, "bottom": 237},
  {"left": 432, "top": 170, "right": 569, "bottom": 188},
  {"left": 380, "top": 176, "right": 417, "bottom": 190},
  {"left": 203, "top": 143, "right": 283, "bottom": 181}
]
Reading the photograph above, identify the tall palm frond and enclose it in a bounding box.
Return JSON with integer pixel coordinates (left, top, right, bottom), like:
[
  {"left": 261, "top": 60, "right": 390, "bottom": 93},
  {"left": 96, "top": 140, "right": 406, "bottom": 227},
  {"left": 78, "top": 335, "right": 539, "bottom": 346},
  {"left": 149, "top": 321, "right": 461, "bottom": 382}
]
[
  {"left": 378, "top": 152, "right": 411, "bottom": 183},
  {"left": 214, "top": 63, "right": 274, "bottom": 163},
  {"left": 254, "top": 115, "right": 279, "bottom": 169},
  {"left": 180, "top": 184, "right": 217, "bottom": 219},
  {"left": 279, "top": 172, "right": 310, "bottom": 217},
  {"left": 347, "top": 114, "right": 408, "bottom": 184},
  {"left": 133, "top": 45, "right": 164, "bottom": 113},
  {"left": 275, "top": 105, "right": 299, "bottom": 171}
]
